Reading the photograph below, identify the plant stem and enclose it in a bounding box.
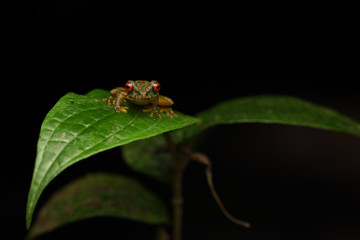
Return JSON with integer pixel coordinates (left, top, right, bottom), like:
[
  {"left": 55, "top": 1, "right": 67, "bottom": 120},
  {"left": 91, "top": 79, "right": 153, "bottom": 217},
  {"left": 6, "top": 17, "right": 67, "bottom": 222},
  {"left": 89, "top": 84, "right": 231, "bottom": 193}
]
[
  {"left": 164, "top": 133, "right": 188, "bottom": 240},
  {"left": 182, "top": 149, "right": 251, "bottom": 228}
]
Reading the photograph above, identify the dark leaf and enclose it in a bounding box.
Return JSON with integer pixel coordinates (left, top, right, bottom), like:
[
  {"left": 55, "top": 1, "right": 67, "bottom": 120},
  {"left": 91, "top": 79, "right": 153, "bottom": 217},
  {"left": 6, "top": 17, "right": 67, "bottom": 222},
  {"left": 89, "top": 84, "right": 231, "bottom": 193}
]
[{"left": 28, "top": 173, "right": 169, "bottom": 239}]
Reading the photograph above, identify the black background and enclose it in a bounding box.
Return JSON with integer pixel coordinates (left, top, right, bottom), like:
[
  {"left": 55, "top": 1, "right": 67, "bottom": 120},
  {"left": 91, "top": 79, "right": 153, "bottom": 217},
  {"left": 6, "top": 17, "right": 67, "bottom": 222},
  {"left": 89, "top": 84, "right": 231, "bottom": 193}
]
[{"left": 2, "top": 1, "right": 360, "bottom": 239}]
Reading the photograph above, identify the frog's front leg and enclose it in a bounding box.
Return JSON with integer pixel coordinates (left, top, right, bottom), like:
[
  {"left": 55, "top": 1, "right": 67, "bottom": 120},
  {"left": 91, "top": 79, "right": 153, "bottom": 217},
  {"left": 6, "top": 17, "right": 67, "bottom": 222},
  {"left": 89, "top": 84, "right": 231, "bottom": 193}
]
[
  {"left": 102, "top": 87, "right": 129, "bottom": 113},
  {"left": 113, "top": 93, "right": 129, "bottom": 113},
  {"left": 143, "top": 94, "right": 162, "bottom": 118}
]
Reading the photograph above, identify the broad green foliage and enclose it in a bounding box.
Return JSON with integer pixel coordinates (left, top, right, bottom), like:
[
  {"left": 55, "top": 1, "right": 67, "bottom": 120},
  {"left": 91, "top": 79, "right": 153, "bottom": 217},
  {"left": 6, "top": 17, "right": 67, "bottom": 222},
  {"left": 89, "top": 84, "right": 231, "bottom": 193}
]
[
  {"left": 123, "top": 136, "right": 172, "bottom": 184},
  {"left": 123, "top": 95, "right": 360, "bottom": 184},
  {"left": 28, "top": 173, "right": 169, "bottom": 239},
  {"left": 176, "top": 95, "right": 360, "bottom": 141},
  {"left": 26, "top": 89, "right": 200, "bottom": 229},
  {"left": 27, "top": 91, "right": 360, "bottom": 234}
]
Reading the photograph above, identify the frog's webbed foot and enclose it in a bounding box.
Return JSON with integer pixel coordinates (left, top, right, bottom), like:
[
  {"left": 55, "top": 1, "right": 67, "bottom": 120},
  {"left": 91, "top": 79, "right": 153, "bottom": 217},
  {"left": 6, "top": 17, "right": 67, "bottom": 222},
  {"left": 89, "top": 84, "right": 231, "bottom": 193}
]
[
  {"left": 103, "top": 92, "right": 128, "bottom": 113},
  {"left": 115, "top": 106, "right": 129, "bottom": 113},
  {"left": 143, "top": 106, "right": 162, "bottom": 118},
  {"left": 159, "top": 106, "right": 178, "bottom": 118},
  {"left": 102, "top": 96, "right": 114, "bottom": 106},
  {"left": 143, "top": 105, "right": 178, "bottom": 118}
]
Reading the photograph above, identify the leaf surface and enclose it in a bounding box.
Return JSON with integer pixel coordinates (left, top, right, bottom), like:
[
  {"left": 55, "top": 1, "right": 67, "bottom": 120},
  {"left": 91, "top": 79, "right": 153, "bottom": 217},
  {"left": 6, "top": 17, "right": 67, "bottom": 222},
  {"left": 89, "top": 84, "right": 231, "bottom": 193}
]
[
  {"left": 123, "top": 136, "right": 172, "bottom": 184},
  {"left": 26, "top": 89, "right": 200, "bottom": 228},
  {"left": 123, "top": 95, "right": 360, "bottom": 184},
  {"left": 176, "top": 95, "right": 360, "bottom": 141},
  {"left": 28, "top": 173, "right": 169, "bottom": 239}
]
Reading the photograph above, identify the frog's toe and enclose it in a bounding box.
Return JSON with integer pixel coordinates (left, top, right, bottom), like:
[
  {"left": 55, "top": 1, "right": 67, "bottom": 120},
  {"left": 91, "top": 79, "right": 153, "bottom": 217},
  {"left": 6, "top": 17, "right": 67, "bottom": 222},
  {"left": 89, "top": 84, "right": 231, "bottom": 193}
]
[
  {"left": 142, "top": 108, "right": 151, "bottom": 113},
  {"left": 155, "top": 112, "right": 163, "bottom": 118},
  {"left": 143, "top": 108, "right": 162, "bottom": 118},
  {"left": 168, "top": 111, "right": 178, "bottom": 118},
  {"left": 102, "top": 97, "right": 112, "bottom": 105},
  {"left": 159, "top": 107, "right": 178, "bottom": 118},
  {"left": 114, "top": 106, "right": 128, "bottom": 113}
]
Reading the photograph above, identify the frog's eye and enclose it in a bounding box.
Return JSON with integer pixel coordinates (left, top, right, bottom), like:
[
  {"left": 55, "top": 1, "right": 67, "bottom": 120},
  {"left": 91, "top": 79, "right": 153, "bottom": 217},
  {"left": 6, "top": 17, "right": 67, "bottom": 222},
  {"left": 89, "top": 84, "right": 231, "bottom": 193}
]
[
  {"left": 125, "top": 82, "right": 133, "bottom": 92},
  {"left": 152, "top": 81, "right": 161, "bottom": 93}
]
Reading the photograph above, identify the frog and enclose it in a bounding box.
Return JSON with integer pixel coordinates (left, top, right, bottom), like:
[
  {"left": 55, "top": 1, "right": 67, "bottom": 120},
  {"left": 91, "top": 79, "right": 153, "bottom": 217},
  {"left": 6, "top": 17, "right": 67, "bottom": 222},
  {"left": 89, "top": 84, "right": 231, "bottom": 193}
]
[{"left": 103, "top": 80, "right": 178, "bottom": 118}]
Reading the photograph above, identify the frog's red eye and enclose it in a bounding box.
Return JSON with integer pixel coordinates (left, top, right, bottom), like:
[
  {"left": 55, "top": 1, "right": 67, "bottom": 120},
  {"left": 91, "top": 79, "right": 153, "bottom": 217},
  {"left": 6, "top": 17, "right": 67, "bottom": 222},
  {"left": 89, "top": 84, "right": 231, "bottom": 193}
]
[
  {"left": 152, "top": 82, "right": 161, "bottom": 93},
  {"left": 125, "top": 82, "right": 133, "bottom": 92}
]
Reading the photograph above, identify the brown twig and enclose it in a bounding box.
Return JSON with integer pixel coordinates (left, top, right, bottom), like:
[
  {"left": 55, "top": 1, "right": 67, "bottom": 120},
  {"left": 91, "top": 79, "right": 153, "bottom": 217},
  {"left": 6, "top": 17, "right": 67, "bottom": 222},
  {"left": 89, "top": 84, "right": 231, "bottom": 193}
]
[
  {"left": 183, "top": 149, "right": 251, "bottom": 228},
  {"left": 155, "top": 226, "right": 170, "bottom": 240},
  {"left": 164, "top": 132, "right": 250, "bottom": 240},
  {"left": 164, "top": 133, "right": 188, "bottom": 240}
]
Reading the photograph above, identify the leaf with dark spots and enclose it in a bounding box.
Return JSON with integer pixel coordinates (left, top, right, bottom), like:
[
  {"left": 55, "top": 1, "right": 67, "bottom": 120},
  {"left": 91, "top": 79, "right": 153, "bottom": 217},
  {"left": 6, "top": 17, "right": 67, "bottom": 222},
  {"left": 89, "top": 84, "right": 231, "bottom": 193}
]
[{"left": 27, "top": 173, "right": 169, "bottom": 239}]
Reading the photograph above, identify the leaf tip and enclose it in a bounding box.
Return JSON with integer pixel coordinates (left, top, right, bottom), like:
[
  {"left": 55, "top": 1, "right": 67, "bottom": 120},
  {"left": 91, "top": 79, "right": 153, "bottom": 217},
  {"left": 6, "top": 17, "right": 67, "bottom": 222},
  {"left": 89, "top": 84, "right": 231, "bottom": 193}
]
[
  {"left": 26, "top": 214, "right": 32, "bottom": 230},
  {"left": 26, "top": 192, "right": 35, "bottom": 230}
]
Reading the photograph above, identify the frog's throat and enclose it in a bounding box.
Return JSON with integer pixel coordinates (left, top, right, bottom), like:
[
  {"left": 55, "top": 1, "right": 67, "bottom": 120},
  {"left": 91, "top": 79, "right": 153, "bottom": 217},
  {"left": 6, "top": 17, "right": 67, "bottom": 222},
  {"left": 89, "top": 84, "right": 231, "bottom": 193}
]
[{"left": 128, "top": 97, "right": 153, "bottom": 106}]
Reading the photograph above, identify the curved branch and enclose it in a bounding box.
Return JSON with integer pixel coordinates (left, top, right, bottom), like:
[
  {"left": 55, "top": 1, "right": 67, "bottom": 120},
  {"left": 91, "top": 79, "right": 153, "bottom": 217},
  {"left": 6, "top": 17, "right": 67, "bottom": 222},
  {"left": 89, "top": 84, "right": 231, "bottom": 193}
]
[{"left": 183, "top": 149, "right": 251, "bottom": 228}]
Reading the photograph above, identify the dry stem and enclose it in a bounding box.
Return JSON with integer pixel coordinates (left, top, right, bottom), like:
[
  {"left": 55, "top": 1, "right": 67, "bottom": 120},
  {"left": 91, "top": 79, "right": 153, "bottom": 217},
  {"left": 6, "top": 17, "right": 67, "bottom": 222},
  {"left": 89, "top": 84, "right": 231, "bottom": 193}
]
[
  {"left": 164, "top": 132, "right": 250, "bottom": 240},
  {"left": 183, "top": 150, "right": 251, "bottom": 228},
  {"left": 164, "top": 133, "right": 188, "bottom": 240}
]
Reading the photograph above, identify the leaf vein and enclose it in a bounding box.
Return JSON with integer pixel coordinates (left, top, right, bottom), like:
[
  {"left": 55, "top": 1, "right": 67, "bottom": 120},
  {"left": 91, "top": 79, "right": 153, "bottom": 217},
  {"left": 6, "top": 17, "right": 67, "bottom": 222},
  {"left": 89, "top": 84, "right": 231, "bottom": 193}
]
[{"left": 31, "top": 104, "right": 111, "bottom": 208}]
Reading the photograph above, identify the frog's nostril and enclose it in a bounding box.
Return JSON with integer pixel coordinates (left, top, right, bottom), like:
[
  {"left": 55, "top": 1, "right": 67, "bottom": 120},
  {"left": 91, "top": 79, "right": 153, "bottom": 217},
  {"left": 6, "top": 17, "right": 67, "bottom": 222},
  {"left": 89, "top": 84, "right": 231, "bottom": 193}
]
[{"left": 140, "top": 92, "right": 148, "bottom": 98}]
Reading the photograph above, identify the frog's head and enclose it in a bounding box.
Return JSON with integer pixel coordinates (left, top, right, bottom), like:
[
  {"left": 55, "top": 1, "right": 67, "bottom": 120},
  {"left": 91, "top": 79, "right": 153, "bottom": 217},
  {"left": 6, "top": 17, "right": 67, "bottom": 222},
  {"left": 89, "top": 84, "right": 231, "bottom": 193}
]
[{"left": 125, "top": 80, "right": 161, "bottom": 101}]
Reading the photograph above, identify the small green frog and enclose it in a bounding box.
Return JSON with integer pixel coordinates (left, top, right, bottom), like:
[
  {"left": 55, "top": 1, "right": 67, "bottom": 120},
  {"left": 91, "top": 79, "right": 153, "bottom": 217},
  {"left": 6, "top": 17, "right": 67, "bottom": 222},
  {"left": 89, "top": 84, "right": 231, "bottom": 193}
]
[{"left": 103, "top": 80, "right": 178, "bottom": 118}]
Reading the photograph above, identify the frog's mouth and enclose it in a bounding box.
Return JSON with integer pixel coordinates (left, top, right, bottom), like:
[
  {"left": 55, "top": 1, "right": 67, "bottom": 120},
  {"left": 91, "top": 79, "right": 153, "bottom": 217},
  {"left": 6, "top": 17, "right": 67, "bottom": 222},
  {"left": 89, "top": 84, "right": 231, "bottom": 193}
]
[
  {"left": 140, "top": 92, "right": 149, "bottom": 99},
  {"left": 132, "top": 98, "right": 152, "bottom": 105},
  {"left": 130, "top": 92, "right": 153, "bottom": 105}
]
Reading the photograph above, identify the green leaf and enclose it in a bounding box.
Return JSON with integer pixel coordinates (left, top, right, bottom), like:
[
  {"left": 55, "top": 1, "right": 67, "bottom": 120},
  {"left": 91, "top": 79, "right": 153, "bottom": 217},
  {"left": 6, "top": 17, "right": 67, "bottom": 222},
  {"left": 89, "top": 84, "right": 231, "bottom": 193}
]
[
  {"left": 123, "top": 135, "right": 172, "bottom": 184},
  {"left": 26, "top": 89, "right": 200, "bottom": 229},
  {"left": 122, "top": 95, "right": 360, "bottom": 184},
  {"left": 176, "top": 95, "right": 360, "bottom": 141},
  {"left": 27, "top": 173, "right": 169, "bottom": 239}
]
